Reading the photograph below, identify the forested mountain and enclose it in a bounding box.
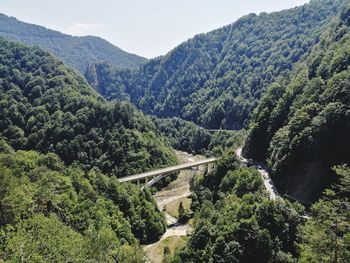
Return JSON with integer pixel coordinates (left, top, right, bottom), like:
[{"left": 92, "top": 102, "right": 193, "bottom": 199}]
[
  {"left": 0, "top": 13, "right": 147, "bottom": 73},
  {"left": 152, "top": 116, "right": 246, "bottom": 156},
  {"left": 0, "top": 142, "right": 166, "bottom": 262},
  {"left": 85, "top": 0, "right": 347, "bottom": 129},
  {"left": 0, "top": 37, "right": 176, "bottom": 178},
  {"left": 0, "top": 37, "right": 177, "bottom": 261},
  {"left": 1, "top": 0, "right": 350, "bottom": 261},
  {"left": 172, "top": 151, "right": 304, "bottom": 262},
  {"left": 163, "top": 5, "right": 350, "bottom": 259},
  {"left": 243, "top": 6, "right": 350, "bottom": 202},
  {"left": 171, "top": 151, "right": 350, "bottom": 262}
]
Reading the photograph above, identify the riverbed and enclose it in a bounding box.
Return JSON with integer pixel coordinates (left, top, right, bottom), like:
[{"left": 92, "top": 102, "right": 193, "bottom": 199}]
[{"left": 145, "top": 151, "right": 203, "bottom": 263}]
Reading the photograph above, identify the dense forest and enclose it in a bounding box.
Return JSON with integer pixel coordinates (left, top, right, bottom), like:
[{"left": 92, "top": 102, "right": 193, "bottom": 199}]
[
  {"left": 0, "top": 13, "right": 147, "bottom": 73},
  {"left": 152, "top": 116, "right": 246, "bottom": 156},
  {"left": 149, "top": 5, "right": 350, "bottom": 260},
  {"left": 85, "top": 0, "right": 347, "bottom": 129},
  {"left": 0, "top": 37, "right": 178, "bottom": 262},
  {"left": 0, "top": 141, "right": 166, "bottom": 262},
  {"left": 0, "top": 38, "right": 176, "bottom": 178},
  {"left": 171, "top": 151, "right": 350, "bottom": 263},
  {"left": 1, "top": 0, "right": 350, "bottom": 262},
  {"left": 243, "top": 5, "right": 350, "bottom": 202}
]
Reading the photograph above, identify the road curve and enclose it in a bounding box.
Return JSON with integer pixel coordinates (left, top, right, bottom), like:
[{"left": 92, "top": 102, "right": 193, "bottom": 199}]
[{"left": 235, "top": 148, "right": 280, "bottom": 200}]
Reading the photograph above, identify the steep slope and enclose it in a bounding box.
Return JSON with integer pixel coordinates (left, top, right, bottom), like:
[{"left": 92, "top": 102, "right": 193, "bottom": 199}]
[
  {"left": 172, "top": 150, "right": 350, "bottom": 262},
  {"left": 0, "top": 37, "right": 176, "bottom": 178},
  {"left": 243, "top": 6, "right": 350, "bottom": 202},
  {"left": 85, "top": 0, "right": 347, "bottom": 129},
  {"left": 0, "top": 144, "right": 167, "bottom": 261},
  {"left": 172, "top": 151, "right": 303, "bottom": 263},
  {"left": 0, "top": 38, "right": 176, "bottom": 261},
  {"left": 151, "top": 116, "right": 246, "bottom": 155},
  {"left": 0, "top": 13, "right": 147, "bottom": 73}
]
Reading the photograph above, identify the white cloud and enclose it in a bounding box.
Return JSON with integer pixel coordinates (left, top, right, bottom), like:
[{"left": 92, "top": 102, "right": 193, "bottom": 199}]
[{"left": 64, "top": 22, "right": 106, "bottom": 36}]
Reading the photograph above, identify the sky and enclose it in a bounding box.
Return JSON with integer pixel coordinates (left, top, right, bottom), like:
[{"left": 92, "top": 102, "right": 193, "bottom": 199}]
[{"left": 0, "top": 0, "right": 309, "bottom": 58}]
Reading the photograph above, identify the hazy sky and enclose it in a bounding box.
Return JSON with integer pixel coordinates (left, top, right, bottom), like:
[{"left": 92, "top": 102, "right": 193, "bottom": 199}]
[{"left": 0, "top": 0, "right": 309, "bottom": 58}]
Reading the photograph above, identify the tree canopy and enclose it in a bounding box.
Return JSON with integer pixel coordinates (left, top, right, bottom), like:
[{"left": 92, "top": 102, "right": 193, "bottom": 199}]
[
  {"left": 172, "top": 151, "right": 304, "bottom": 263},
  {"left": 0, "top": 37, "right": 176, "bottom": 178},
  {"left": 172, "top": 151, "right": 350, "bottom": 263},
  {"left": 85, "top": 0, "right": 346, "bottom": 130},
  {"left": 0, "top": 142, "right": 166, "bottom": 262},
  {"left": 243, "top": 5, "right": 350, "bottom": 202},
  {"left": 0, "top": 13, "right": 147, "bottom": 73},
  {"left": 0, "top": 37, "right": 174, "bottom": 261}
]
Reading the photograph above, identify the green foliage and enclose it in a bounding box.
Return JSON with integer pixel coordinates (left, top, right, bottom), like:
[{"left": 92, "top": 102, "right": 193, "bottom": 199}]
[
  {"left": 85, "top": 62, "right": 135, "bottom": 100},
  {"left": 164, "top": 246, "right": 171, "bottom": 256},
  {"left": 0, "top": 39, "right": 175, "bottom": 260},
  {"left": 193, "top": 149, "right": 241, "bottom": 200},
  {"left": 177, "top": 202, "right": 189, "bottom": 223},
  {"left": 244, "top": 6, "right": 350, "bottom": 201},
  {"left": 0, "top": 37, "right": 177, "bottom": 178},
  {"left": 2, "top": 214, "right": 89, "bottom": 262},
  {"left": 152, "top": 116, "right": 247, "bottom": 155},
  {"left": 0, "top": 14, "right": 147, "bottom": 73},
  {"left": 220, "top": 168, "right": 263, "bottom": 197},
  {"left": 173, "top": 154, "right": 350, "bottom": 263},
  {"left": 0, "top": 145, "right": 166, "bottom": 261},
  {"left": 173, "top": 151, "right": 302, "bottom": 263},
  {"left": 85, "top": 0, "right": 346, "bottom": 129},
  {"left": 298, "top": 165, "right": 350, "bottom": 263}
]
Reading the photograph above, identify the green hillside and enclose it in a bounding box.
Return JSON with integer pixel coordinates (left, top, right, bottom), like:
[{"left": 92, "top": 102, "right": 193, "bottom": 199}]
[
  {"left": 0, "top": 37, "right": 176, "bottom": 178},
  {"left": 243, "top": 6, "right": 350, "bottom": 202},
  {"left": 85, "top": 0, "right": 346, "bottom": 129},
  {"left": 0, "top": 142, "right": 166, "bottom": 262},
  {"left": 0, "top": 13, "right": 147, "bottom": 73},
  {"left": 1, "top": 1, "right": 350, "bottom": 262},
  {"left": 171, "top": 150, "right": 350, "bottom": 262},
  {"left": 0, "top": 37, "right": 178, "bottom": 261}
]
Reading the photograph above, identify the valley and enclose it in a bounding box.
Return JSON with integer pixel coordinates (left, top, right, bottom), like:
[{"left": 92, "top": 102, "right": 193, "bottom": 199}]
[
  {"left": 145, "top": 151, "right": 203, "bottom": 263},
  {"left": 0, "top": 0, "right": 349, "bottom": 262}
]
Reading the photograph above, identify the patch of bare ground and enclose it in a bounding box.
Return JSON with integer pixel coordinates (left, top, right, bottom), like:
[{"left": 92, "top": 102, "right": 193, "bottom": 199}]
[{"left": 144, "top": 151, "right": 205, "bottom": 263}]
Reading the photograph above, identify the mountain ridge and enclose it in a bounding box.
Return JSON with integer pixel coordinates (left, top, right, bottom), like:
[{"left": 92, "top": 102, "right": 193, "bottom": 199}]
[
  {"left": 85, "top": 0, "right": 347, "bottom": 129},
  {"left": 0, "top": 37, "right": 175, "bottom": 178},
  {"left": 243, "top": 5, "right": 350, "bottom": 202},
  {"left": 0, "top": 13, "right": 147, "bottom": 73}
]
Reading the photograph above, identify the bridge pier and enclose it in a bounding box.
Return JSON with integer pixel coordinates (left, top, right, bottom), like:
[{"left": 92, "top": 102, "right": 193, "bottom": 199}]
[
  {"left": 190, "top": 168, "right": 196, "bottom": 177},
  {"left": 207, "top": 162, "right": 214, "bottom": 172}
]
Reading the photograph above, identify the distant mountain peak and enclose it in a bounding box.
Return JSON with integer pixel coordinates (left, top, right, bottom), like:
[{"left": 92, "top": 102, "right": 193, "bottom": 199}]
[{"left": 0, "top": 13, "right": 147, "bottom": 73}]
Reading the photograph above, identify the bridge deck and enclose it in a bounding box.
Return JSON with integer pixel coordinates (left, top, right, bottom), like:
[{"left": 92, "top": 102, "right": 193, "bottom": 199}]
[{"left": 119, "top": 158, "right": 216, "bottom": 183}]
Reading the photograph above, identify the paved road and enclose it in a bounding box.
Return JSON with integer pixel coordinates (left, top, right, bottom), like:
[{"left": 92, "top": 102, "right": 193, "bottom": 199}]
[
  {"left": 196, "top": 124, "right": 237, "bottom": 133},
  {"left": 235, "top": 148, "right": 280, "bottom": 200},
  {"left": 119, "top": 157, "right": 216, "bottom": 183},
  {"left": 236, "top": 148, "right": 311, "bottom": 219}
]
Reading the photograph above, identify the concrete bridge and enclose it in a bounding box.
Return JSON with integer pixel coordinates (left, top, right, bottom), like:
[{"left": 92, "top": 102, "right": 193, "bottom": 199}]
[{"left": 118, "top": 158, "right": 217, "bottom": 187}]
